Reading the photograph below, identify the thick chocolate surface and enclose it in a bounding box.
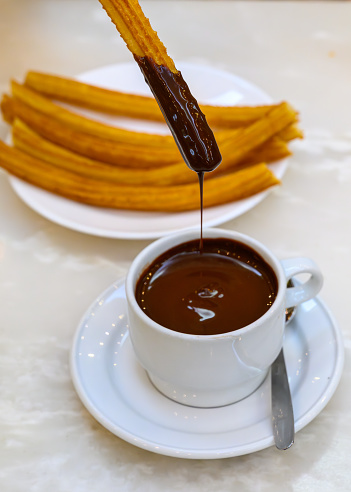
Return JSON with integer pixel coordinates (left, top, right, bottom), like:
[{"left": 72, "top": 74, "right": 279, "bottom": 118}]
[{"left": 136, "top": 238, "right": 278, "bottom": 335}]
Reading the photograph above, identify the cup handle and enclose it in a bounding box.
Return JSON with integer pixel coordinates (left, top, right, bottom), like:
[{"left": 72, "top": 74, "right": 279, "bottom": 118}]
[{"left": 280, "top": 258, "right": 323, "bottom": 309}]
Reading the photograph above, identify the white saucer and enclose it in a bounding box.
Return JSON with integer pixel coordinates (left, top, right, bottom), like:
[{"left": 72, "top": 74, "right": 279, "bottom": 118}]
[
  {"left": 9, "top": 62, "right": 287, "bottom": 240},
  {"left": 70, "top": 278, "right": 344, "bottom": 459}
]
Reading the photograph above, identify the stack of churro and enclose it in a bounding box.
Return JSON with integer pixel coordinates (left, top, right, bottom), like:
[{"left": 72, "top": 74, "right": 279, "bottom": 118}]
[{"left": 0, "top": 0, "right": 302, "bottom": 212}]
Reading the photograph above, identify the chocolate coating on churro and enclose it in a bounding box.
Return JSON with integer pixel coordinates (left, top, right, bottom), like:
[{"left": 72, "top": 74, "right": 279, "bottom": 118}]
[{"left": 135, "top": 55, "right": 222, "bottom": 173}]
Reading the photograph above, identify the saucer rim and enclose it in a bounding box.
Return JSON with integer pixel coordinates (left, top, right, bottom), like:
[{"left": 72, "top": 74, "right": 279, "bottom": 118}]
[{"left": 70, "top": 277, "right": 344, "bottom": 459}]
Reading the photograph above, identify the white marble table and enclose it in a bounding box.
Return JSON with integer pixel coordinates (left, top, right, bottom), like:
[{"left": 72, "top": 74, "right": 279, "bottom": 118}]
[{"left": 0, "top": 1, "right": 350, "bottom": 490}]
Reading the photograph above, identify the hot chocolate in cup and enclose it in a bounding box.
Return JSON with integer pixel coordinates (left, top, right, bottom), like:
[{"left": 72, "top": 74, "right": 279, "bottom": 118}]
[{"left": 126, "top": 228, "right": 323, "bottom": 408}]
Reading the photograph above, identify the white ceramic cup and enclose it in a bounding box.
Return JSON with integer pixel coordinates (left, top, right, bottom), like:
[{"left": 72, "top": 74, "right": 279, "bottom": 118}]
[{"left": 126, "top": 228, "right": 323, "bottom": 408}]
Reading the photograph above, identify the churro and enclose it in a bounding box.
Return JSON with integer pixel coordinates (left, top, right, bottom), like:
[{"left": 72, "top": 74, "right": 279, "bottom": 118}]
[
  {"left": 2, "top": 92, "right": 297, "bottom": 171},
  {"left": 11, "top": 119, "right": 290, "bottom": 187},
  {"left": 0, "top": 140, "right": 279, "bottom": 211},
  {"left": 215, "top": 102, "right": 297, "bottom": 174},
  {"left": 10, "top": 80, "right": 178, "bottom": 149},
  {"left": 24, "top": 70, "right": 280, "bottom": 129},
  {"left": 1, "top": 94, "right": 182, "bottom": 167},
  {"left": 11, "top": 119, "right": 195, "bottom": 186}
]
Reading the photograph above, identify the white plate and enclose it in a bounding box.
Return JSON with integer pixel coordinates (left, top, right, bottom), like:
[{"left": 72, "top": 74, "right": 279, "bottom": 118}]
[
  {"left": 9, "top": 62, "right": 287, "bottom": 239},
  {"left": 70, "top": 278, "right": 344, "bottom": 459}
]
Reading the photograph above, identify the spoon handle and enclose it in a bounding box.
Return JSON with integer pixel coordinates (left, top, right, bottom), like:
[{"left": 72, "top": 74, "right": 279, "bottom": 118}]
[{"left": 271, "top": 348, "right": 295, "bottom": 450}]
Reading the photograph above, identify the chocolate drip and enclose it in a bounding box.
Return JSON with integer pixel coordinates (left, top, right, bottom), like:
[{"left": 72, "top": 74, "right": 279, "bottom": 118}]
[{"left": 198, "top": 171, "right": 204, "bottom": 249}]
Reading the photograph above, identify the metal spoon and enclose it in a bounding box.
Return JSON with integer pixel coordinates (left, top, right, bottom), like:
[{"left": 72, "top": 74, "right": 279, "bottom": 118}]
[{"left": 271, "top": 299, "right": 296, "bottom": 450}]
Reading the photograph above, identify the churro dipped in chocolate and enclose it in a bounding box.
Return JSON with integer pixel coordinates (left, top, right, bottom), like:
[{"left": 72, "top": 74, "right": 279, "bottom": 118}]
[
  {"left": 98, "top": 0, "right": 222, "bottom": 173},
  {"left": 0, "top": 0, "right": 303, "bottom": 213}
]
